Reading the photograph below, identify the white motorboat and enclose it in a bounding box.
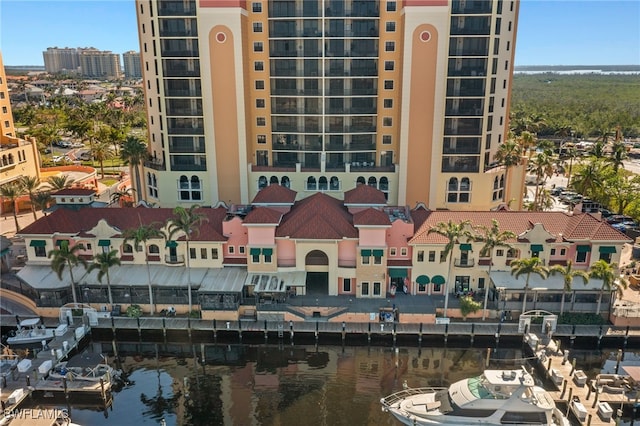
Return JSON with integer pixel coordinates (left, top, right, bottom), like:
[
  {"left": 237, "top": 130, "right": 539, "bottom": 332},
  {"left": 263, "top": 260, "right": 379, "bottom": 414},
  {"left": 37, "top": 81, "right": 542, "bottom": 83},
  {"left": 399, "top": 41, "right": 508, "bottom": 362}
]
[
  {"left": 380, "top": 368, "right": 570, "bottom": 426},
  {"left": 49, "top": 352, "right": 117, "bottom": 383},
  {"left": 6, "top": 318, "right": 55, "bottom": 346}
]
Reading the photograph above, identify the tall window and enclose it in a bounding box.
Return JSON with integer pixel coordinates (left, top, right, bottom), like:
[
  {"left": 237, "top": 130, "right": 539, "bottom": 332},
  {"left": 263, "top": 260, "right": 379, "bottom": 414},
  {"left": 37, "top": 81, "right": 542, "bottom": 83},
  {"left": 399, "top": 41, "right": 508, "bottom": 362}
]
[{"left": 178, "top": 175, "right": 203, "bottom": 201}]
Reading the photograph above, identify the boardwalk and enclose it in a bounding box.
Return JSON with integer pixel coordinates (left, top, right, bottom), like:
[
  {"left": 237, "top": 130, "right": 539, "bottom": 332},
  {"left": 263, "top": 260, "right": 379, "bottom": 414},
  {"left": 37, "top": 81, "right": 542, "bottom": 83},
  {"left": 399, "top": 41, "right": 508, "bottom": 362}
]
[{"left": 527, "top": 333, "right": 639, "bottom": 425}]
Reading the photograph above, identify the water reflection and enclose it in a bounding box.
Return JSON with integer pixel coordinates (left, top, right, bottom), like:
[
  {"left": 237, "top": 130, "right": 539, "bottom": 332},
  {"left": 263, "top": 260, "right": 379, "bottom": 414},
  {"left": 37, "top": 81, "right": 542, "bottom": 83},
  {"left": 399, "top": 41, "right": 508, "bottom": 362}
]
[{"left": 21, "top": 342, "right": 629, "bottom": 426}]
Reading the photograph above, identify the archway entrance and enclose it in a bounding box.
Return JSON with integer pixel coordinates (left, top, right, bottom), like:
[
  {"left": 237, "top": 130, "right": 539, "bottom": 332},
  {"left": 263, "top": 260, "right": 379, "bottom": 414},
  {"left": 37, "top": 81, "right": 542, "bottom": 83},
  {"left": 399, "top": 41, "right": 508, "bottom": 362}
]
[{"left": 305, "top": 250, "right": 329, "bottom": 295}]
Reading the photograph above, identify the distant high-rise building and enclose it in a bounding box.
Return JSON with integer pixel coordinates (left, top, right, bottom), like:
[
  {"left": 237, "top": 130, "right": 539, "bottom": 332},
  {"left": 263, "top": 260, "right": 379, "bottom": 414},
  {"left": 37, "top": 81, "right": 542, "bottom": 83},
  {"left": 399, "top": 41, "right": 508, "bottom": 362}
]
[
  {"left": 136, "top": 0, "right": 525, "bottom": 210},
  {"left": 0, "top": 53, "right": 15, "bottom": 137},
  {"left": 79, "top": 49, "right": 122, "bottom": 79},
  {"left": 122, "top": 51, "right": 142, "bottom": 79},
  {"left": 42, "top": 47, "right": 80, "bottom": 74}
]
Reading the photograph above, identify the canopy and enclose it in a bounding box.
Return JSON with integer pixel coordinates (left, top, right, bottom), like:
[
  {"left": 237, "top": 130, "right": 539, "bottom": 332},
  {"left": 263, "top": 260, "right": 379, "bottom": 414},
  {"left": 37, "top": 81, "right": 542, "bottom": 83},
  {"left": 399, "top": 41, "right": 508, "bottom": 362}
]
[
  {"left": 416, "top": 275, "right": 430, "bottom": 285},
  {"left": 432, "top": 275, "right": 445, "bottom": 285},
  {"left": 490, "top": 270, "right": 604, "bottom": 290},
  {"left": 388, "top": 269, "right": 407, "bottom": 278}
]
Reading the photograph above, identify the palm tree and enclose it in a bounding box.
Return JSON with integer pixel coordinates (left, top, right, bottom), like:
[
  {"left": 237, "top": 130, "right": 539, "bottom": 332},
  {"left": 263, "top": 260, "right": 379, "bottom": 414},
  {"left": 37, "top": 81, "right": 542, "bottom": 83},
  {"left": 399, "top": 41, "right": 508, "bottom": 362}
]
[
  {"left": 571, "top": 160, "right": 606, "bottom": 200},
  {"left": 527, "top": 152, "right": 554, "bottom": 211},
  {"left": 46, "top": 174, "right": 75, "bottom": 191},
  {"left": 122, "top": 222, "right": 165, "bottom": 315},
  {"left": 111, "top": 188, "right": 136, "bottom": 207},
  {"left": 510, "top": 257, "right": 549, "bottom": 314},
  {"left": 0, "top": 182, "right": 25, "bottom": 233},
  {"left": 31, "top": 191, "right": 53, "bottom": 216},
  {"left": 494, "top": 137, "right": 523, "bottom": 203},
  {"left": 87, "top": 250, "right": 121, "bottom": 307},
  {"left": 589, "top": 260, "right": 629, "bottom": 315},
  {"left": 427, "top": 219, "right": 472, "bottom": 318},
  {"left": 120, "top": 136, "right": 147, "bottom": 202},
  {"left": 607, "top": 141, "right": 628, "bottom": 172},
  {"left": 49, "top": 241, "right": 88, "bottom": 304},
  {"left": 475, "top": 220, "right": 516, "bottom": 320},
  {"left": 549, "top": 260, "right": 589, "bottom": 316},
  {"left": 90, "top": 141, "right": 113, "bottom": 179},
  {"left": 167, "top": 206, "right": 208, "bottom": 314},
  {"left": 19, "top": 176, "right": 41, "bottom": 221}
]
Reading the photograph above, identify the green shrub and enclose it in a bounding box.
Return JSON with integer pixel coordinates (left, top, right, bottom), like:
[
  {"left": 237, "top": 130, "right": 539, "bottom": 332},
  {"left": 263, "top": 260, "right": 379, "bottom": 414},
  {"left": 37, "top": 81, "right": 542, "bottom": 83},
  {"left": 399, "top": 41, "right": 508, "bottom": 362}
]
[{"left": 126, "top": 304, "right": 143, "bottom": 318}]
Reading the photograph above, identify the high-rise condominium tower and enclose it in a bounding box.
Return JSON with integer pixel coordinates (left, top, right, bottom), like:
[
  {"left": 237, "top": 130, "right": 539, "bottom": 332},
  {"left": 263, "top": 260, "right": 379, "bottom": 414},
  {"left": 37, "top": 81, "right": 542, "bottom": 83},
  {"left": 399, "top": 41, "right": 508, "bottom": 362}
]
[{"left": 136, "top": 0, "right": 523, "bottom": 210}]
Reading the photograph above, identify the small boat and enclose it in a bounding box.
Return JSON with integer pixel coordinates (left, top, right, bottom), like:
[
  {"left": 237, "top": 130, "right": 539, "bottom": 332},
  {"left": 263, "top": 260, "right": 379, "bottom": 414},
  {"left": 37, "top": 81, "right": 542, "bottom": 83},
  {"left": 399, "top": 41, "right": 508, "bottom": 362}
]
[
  {"left": 381, "top": 368, "right": 570, "bottom": 426},
  {"left": 49, "top": 352, "right": 117, "bottom": 383},
  {"left": 6, "top": 318, "right": 55, "bottom": 346},
  {"left": 0, "top": 345, "right": 19, "bottom": 378}
]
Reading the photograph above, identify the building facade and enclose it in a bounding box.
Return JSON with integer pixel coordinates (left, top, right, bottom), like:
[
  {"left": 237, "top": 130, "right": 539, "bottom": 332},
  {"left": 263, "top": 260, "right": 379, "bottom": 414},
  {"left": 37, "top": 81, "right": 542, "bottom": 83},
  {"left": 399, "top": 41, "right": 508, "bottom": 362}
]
[
  {"left": 15, "top": 185, "right": 631, "bottom": 320},
  {"left": 42, "top": 47, "right": 81, "bottom": 74},
  {"left": 136, "top": 0, "right": 525, "bottom": 210},
  {"left": 123, "top": 51, "right": 143, "bottom": 79},
  {"left": 79, "top": 49, "right": 122, "bottom": 79},
  {"left": 0, "top": 53, "right": 41, "bottom": 189}
]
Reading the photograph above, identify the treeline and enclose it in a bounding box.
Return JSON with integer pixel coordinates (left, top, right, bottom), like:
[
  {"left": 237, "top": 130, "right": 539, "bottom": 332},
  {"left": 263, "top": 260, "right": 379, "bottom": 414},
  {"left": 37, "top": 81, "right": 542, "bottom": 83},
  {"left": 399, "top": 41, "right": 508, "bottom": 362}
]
[{"left": 510, "top": 74, "right": 640, "bottom": 139}]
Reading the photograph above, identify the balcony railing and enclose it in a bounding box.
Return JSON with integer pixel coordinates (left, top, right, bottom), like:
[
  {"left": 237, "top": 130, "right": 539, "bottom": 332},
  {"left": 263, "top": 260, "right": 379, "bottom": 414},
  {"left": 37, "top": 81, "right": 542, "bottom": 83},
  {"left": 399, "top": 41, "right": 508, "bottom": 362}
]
[
  {"left": 165, "top": 254, "right": 185, "bottom": 265},
  {"left": 454, "top": 258, "right": 475, "bottom": 267}
]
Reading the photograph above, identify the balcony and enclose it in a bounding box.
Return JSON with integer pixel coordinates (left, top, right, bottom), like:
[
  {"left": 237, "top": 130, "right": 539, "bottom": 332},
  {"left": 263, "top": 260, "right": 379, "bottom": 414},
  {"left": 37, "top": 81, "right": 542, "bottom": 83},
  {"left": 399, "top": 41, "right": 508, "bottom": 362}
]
[
  {"left": 144, "top": 158, "right": 166, "bottom": 171},
  {"left": 165, "top": 254, "right": 185, "bottom": 265},
  {"left": 454, "top": 258, "right": 475, "bottom": 268}
]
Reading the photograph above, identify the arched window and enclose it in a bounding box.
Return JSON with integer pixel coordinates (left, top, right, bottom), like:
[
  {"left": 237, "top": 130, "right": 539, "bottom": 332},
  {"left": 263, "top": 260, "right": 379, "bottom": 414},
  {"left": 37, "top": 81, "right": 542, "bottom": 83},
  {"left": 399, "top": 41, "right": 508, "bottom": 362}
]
[
  {"left": 368, "top": 176, "right": 377, "bottom": 188},
  {"left": 356, "top": 176, "right": 366, "bottom": 185},
  {"left": 258, "top": 176, "right": 268, "bottom": 189},
  {"left": 506, "top": 248, "right": 519, "bottom": 258},
  {"left": 179, "top": 175, "right": 189, "bottom": 189},
  {"left": 178, "top": 175, "right": 203, "bottom": 201},
  {"left": 329, "top": 176, "right": 339, "bottom": 191},
  {"left": 270, "top": 176, "right": 279, "bottom": 185},
  {"left": 379, "top": 177, "right": 389, "bottom": 191},
  {"left": 448, "top": 178, "right": 458, "bottom": 191},
  {"left": 460, "top": 178, "right": 470, "bottom": 191},
  {"left": 148, "top": 244, "right": 160, "bottom": 254},
  {"left": 318, "top": 176, "right": 328, "bottom": 190},
  {"left": 500, "top": 175, "right": 504, "bottom": 187},
  {"left": 191, "top": 175, "right": 201, "bottom": 189},
  {"left": 493, "top": 177, "right": 499, "bottom": 190},
  {"left": 122, "top": 244, "right": 133, "bottom": 254},
  {"left": 459, "top": 178, "right": 471, "bottom": 202},
  {"left": 147, "top": 172, "right": 153, "bottom": 186},
  {"left": 306, "top": 176, "right": 317, "bottom": 190},
  {"left": 281, "top": 176, "right": 290, "bottom": 188},
  {"left": 191, "top": 176, "right": 202, "bottom": 200},
  {"left": 7, "top": 154, "right": 14, "bottom": 164}
]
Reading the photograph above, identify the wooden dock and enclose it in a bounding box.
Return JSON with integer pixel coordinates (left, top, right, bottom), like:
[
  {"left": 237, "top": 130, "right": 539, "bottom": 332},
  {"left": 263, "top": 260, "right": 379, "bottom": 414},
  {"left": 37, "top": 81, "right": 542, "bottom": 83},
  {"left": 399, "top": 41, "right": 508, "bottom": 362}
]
[
  {"left": 526, "top": 332, "right": 639, "bottom": 425},
  {"left": 0, "top": 318, "right": 97, "bottom": 413}
]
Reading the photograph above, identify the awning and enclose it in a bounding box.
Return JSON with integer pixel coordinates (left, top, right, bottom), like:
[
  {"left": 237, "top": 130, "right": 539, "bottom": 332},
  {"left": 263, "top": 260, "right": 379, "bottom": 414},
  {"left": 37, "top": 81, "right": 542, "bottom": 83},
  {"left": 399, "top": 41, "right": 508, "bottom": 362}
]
[
  {"left": 389, "top": 268, "right": 407, "bottom": 278},
  {"left": 98, "top": 239, "right": 111, "bottom": 247},
  {"left": 490, "top": 270, "right": 604, "bottom": 291},
  {"left": 249, "top": 248, "right": 261, "bottom": 256},
  {"left": 460, "top": 244, "right": 472, "bottom": 251},
  {"left": 416, "top": 275, "right": 430, "bottom": 285},
  {"left": 530, "top": 244, "right": 543, "bottom": 252},
  {"left": 599, "top": 246, "right": 616, "bottom": 254},
  {"left": 432, "top": 275, "right": 445, "bottom": 285},
  {"left": 361, "top": 249, "right": 372, "bottom": 256},
  {"left": 372, "top": 249, "right": 384, "bottom": 257},
  {"left": 30, "top": 240, "right": 46, "bottom": 247},
  {"left": 262, "top": 248, "right": 273, "bottom": 256},
  {"left": 166, "top": 240, "right": 178, "bottom": 248},
  {"left": 576, "top": 245, "right": 592, "bottom": 253}
]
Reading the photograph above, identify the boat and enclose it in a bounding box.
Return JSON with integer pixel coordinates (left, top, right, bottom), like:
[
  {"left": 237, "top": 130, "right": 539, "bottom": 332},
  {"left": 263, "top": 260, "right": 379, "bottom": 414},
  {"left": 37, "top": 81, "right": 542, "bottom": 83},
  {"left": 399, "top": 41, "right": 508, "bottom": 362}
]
[
  {"left": 48, "top": 352, "right": 118, "bottom": 383},
  {"left": 0, "top": 345, "right": 19, "bottom": 378},
  {"left": 6, "top": 318, "right": 55, "bottom": 346},
  {"left": 380, "top": 368, "right": 570, "bottom": 426}
]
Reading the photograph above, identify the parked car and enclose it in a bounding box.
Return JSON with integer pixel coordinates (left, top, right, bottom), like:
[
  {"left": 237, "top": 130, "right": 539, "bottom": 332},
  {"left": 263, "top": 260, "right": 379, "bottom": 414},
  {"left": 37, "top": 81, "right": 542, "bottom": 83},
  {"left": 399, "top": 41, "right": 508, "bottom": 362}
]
[
  {"left": 550, "top": 186, "right": 566, "bottom": 196},
  {"left": 558, "top": 191, "right": 578, "bottom": 202},
  {"left": 606, "top": 215, "right": 634, "bottom": 224},
  {"left": 52, "top": 155, "right": 64, "bottom": 163},
  {"left": 71, "top": 142, "right": 85, "bottom": 148},
  {"left": 599, "top": 208, "right": 613, "bottom": 218},
  {"left": 79, "top": 152, "right": 92, "bottom": 161}
]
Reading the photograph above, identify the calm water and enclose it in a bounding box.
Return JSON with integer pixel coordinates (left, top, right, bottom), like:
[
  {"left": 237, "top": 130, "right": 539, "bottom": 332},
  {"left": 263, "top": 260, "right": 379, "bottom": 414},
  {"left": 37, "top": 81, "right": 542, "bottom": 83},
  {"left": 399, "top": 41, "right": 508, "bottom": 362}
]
[{"left": 21, "top": 341, "right": 627, "bottom": 426}]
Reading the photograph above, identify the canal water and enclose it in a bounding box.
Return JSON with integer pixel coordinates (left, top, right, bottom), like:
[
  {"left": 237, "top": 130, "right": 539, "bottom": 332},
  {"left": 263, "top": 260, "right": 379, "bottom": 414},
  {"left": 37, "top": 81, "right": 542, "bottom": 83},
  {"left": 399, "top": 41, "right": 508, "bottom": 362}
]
[{"left": 19, "top": 341, "right": 631, "bottom": 426}]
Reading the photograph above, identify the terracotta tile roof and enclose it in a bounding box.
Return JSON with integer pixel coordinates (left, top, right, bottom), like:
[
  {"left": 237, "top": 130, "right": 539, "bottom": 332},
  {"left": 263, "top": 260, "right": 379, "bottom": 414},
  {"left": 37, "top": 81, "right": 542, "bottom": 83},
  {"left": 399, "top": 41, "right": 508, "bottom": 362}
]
[
  {"left": 343, "top": 184, "right": 387, "bottom": 205},
  {"left": 409, "top": 211, "right": 632, "bottom": 245},
  {"left": 276, "top": 193, "right": 357, "bottom": 239},
  {"left": 52, "top": 188, "right": 96, "bottom": 196},
  {"left": 19, "top": 207, "right": 228, "bottom": 242},
  {"left": 353, "top": 208, "right": 391, "bottom": 227},
  {"left": 243, "top": 207, "right": 283, "bottom": 225},
  {"left": 410, "top": 205, "right": 431, "bottom": 231},
  {"left": 251, "top": 184, "right": 297, "bottom": 205}
]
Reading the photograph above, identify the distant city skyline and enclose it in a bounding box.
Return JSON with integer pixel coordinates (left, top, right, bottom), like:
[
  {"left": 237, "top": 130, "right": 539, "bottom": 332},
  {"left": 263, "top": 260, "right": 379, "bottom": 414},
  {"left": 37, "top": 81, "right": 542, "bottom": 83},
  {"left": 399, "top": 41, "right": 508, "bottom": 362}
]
[{"left": 1, "top": 0, "right": 639, "bottom": 66}]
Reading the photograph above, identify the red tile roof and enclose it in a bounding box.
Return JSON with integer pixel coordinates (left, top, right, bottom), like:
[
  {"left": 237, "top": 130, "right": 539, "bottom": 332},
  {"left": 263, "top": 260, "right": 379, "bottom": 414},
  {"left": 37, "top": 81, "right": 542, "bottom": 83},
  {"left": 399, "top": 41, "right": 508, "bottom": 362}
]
[
  {"left": 243, "top": 207, "right": 283, "bottom": 225},
  {"left": 410, "top": 205, "right": 431, "bottom": 231},
  {"left": 19, "top": 207, "right": 228, "bottom": 242},
  {"left": 409, "top": 211, "right": 632, "bottom": 245},
  {"left": 276, "top": 193, "right": 358, "bottom": 239},
  {"left": 344, "top": 184, "right": 387, "bottom": 205},
  {"left": 353, "top": 208, "right": 391, "bottom": 226},
  {"left": 251, "top": 184, "right": 297, "bottom": 204}
]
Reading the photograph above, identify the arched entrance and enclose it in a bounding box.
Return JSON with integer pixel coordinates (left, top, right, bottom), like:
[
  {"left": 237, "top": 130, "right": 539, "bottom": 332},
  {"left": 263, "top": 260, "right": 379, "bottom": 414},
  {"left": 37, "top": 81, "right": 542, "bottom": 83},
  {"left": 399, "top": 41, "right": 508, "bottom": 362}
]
[{"left": 305, "top": 250, "right": 329, "bottom": 295}]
